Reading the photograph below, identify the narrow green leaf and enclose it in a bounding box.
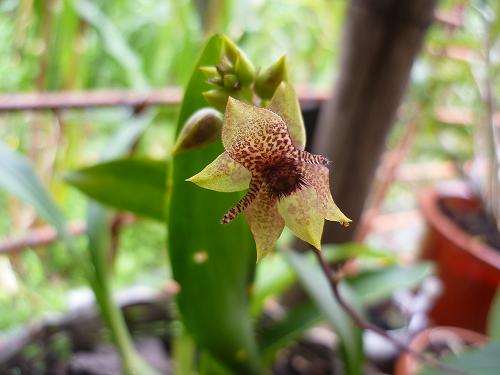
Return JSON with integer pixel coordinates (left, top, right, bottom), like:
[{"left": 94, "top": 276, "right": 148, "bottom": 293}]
[
  {"left": 82, "top": 111, "right": 159, "bottom": 374},
  {"left": 0, "top": 141, "right": 72, "bottom": 248},
  {"left": 101, "top": 111, "right": 155, "bottom": 160},
  {"left": 87, "top": 203, "right": 159, "bottom": 375},
  {"left": 65, "top": 158, "right": 166, "bottom": 221},
  {"left": 258, "top": 301, "right": 321, "bottom": 365},
  {"left": 348, "top": 262, "right": 434, "bottom": 306},
  {"left": 488, "top": 289, "right": 500, "bottom": 340},
  {"left": 167, "top": 35, "right": 260, "bottom": 374},
  {"left": 72, "top": 0, "right": 148, "bottom": 88},
  {"left": 286, "top": 250, "right": 364, "bottom": 375},
  {"left": 252, "top": 253, "right": 295, "bottom": 316}
]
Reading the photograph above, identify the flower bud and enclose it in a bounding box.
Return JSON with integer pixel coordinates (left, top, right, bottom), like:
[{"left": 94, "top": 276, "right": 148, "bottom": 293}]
[
  {"left": 222, "top": 35, "right": 255, "bottom": 85},
  {"left": 223, "top": 74, "right": 239, "bottom": 90},
  {"left": 234, "top": 55, "right": 256, "bottom": 85},
  {"left": 202, "top": 89, "right": 229, "bottom": 112},
  {"left": 199, "top": 66, "right": 219, "bottom": 79},
  {"left": 172, "top": 108, "right": 223, "bottom": 154},
  {"left": 222, "top": 35, "right": 240, "bottom": 63},
  {"left": 255, "top": 55, "right": 288, "bottom": 100},
  {"left": 208, "top": 76, "right": 223, "bottom": 87},
  {"left": 216, "top": 56, "right": 233, "bottom": 76}
]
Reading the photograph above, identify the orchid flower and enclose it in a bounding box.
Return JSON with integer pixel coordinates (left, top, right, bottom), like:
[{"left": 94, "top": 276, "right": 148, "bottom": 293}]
[{"left": 187, "top": 83, "right": 350, "bottom": 260}]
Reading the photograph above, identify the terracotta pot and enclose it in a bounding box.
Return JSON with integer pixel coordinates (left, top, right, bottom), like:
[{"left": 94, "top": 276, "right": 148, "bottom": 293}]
[
  {"left": 419, "top": 183, "right": 500, "bottom": 333},
  {"left": 394, "top": 326, "right": 488, "bottom": 375}
]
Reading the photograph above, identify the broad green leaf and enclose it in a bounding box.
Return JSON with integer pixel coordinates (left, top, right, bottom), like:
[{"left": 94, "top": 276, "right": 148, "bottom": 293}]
[
  {"left": 167, "top": 35, "right": 260, "bottom": 374},
  {"left": 286, "top": 250, "right": 364, "bottom": 375},
  {"left": 65, "top": 158, "right": 167, "bottom": 221},
  {"left": 418, "top": 341, "right": 500, "bottom": 375},
  {"left": 0, "top": 141, "right": 72, "bottom": 249},
  {"left": 488, "top": 288, "right": 500, "bottom": 340}
]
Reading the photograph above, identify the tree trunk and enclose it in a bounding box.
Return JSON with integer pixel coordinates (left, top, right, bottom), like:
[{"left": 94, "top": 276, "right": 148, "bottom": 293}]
[{"left": 313, "top": 0, "right": 437, "bottom": 244}]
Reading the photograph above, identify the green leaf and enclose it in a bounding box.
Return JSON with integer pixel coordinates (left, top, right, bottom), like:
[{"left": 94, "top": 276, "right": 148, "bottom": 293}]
[
  {"left": 87, "top": 203, "right": 159, "bottom": 375},
  {"left": 251, "top": 253, "right": 295, "bottom": 316},
  {"left": 418, "top": 341, "right": 500, "bottom": 375},
  {"left": 72, "top": 0, "right": 148, "bottom": 89},
  {"left": 286, "top": 250, "right": 364, "bottom": 375},
  {"left": 0, "top": 141, "right": 72, "bottom": 249},
  {"left": 65, "top": 158, "right": 167, "bottom": 221},
  {"left": 258, "top": 301, "right": 321, "bottom": 365},
  {"left": 488, "top": 288, "right": 500, "bottom": 340},
  {"left": 348, "top": 262, "right": 434, "bottom": 306},
  {"left": 167, "top": 35, "right": 260, "bottom": 374}
]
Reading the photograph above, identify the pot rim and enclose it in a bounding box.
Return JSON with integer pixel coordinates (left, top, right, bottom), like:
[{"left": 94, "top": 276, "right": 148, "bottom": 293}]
[
  {"left": 394, "top": 326, "right": 488, "bottom": 375},
  {"left": 419, "top": 182, "right": 500, "bottom": 269}
]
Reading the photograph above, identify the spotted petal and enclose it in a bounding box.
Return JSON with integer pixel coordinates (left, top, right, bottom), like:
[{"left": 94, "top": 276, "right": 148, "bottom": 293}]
[
  {"left": 222, "top": 98, "right": 297, "bottom": 171},
  {"left": 303, "top": 164, "right": 351, "bottom": 224},
  {"left": 267, "top": 82, "right": 306, "bottom": 150},
  {"left": 187, "top": 152, "right": 251, "bottom": 192},
  {"left": 277, "top": 187, "right": 324, "bottom": 249},
  {"left": 245, "top": 188, "right": 285, "bottom": 261}
]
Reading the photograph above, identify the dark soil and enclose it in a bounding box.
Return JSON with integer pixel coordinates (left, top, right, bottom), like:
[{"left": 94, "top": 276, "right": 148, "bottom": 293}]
[
  {"left": 272, "top": 340, "right": 340, "bottom": 375},
  {"left": 439, "top": 197, "right": 500, "bottom": 250}
]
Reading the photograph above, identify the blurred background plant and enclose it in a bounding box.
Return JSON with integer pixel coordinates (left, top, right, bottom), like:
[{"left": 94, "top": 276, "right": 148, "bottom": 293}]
[{"left": 0, "top": 0, "right": 499, "bottom": 374}]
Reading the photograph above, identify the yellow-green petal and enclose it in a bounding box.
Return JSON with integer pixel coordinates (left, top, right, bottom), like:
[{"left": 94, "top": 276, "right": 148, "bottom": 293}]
[
  {"left": 267, "top": 82, "right": 306, "bottom": 150},
  {"left": 277, "top": 187, "right": 324, "bottom": 249},
  {"left": 186, "top": 152, "right": 251, "bottom": 192},
  {"left": 302, "top": 164, "right": 351, "bottom": 225},
  {"left": 245, "top": 189, "right": 285, "bottom": 262}
]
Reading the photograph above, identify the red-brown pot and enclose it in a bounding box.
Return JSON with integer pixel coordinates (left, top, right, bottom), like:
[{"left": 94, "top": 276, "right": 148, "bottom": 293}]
[
  {"left": 419, "top": 184, "right": 500, "bottom": 333},
  {"left": 394, "top": 326, "right": 488, "bottom": 375}
]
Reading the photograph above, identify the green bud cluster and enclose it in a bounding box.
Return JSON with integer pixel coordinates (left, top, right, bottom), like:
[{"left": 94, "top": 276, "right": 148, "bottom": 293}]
[{"left": 201, "top": 36, "right": 289, "bottom": 111}]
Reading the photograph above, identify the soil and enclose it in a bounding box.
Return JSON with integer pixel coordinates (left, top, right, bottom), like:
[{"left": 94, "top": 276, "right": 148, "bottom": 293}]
[
  {"left": 439, "top": 197, "right": 500, "bottom": 250},
  {"left": 272, "top": 340, "right": 340, "bottom": 375}
]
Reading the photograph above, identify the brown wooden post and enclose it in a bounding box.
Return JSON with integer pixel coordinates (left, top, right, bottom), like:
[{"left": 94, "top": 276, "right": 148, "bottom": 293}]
[{"left": 314, "top": 0, "right": 437, "bottom": 243}]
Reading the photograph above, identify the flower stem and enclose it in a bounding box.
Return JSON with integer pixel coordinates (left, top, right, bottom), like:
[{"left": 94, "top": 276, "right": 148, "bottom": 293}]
[{"left": 310, "top": 247, "right": 468, "bottom": 375}]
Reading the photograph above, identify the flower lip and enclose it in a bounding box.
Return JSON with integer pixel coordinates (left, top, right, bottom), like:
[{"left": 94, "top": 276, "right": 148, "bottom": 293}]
[{"left": 261, "top": 158, "right": 308, "bottom": 200}]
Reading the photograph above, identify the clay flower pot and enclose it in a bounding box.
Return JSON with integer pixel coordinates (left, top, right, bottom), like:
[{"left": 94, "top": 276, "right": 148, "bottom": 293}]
[
  {"left": 419, "top": 183, "right": 500, "bottom": 333},
  {"left": 394, "top": 326, "right": 488, "bottom": 375}
]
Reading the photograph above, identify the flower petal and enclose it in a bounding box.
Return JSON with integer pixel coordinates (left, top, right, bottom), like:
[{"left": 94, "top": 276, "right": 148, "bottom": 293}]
[
  {"left": 267, "top": 82, "right": 306, "bottom": 150},
  {"left": 186, "top": 152, "right": 251, "bottom": 192},
  {"left": 245, "top": 188, "right": 285, "bottom": 261},
  {"left": 302, "top": 164, "right": 351, "bottom": 224},
  {"left": 222, "top": 98, "right": 297, "bottom": 171},
  {"left": 277, "top": 187, "right": 324, "bottom": 249}
]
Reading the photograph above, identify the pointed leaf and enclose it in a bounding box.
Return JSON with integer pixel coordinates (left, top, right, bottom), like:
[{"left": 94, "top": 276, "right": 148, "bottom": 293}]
[
  {"left": 167, "top": 35, "right": 261, "bottom": 374},
  {"left": 0, "top": 141, "right": 72, "bottom": 248},
  {"left": 65, "top": 158, "right": 167, "bottom": 221}
]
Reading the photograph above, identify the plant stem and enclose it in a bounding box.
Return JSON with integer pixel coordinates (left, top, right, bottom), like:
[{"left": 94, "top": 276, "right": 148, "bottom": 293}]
[
  {"left": 93, "top": 280, "right": 158, "bottom": 375},
  {"left": 310, "top": 247, "right": 469, "bottom": 375}
]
